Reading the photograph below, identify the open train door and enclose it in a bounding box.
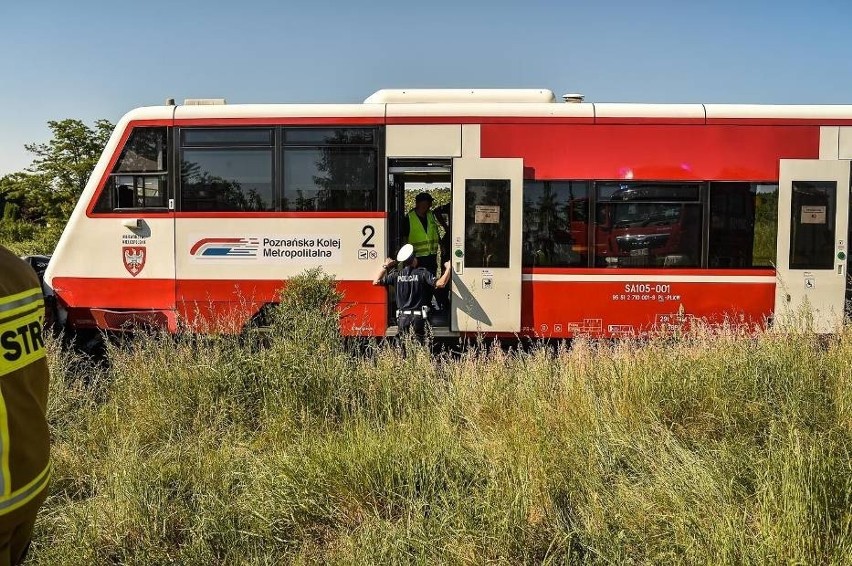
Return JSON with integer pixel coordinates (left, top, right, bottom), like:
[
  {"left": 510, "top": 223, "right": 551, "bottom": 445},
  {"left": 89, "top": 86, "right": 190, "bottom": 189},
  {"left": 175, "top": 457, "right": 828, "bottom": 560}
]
[
  {"left": 450, "top": 158, "right": 523, "bottom": 333},
  {"left": 776, "top": 159, "right": 851, "bottom": 332}
]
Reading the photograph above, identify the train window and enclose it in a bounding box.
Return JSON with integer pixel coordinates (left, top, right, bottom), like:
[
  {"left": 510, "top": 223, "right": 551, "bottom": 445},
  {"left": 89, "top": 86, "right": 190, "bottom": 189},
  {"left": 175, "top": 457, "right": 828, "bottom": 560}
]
[
  {"left": 522, "top": 181, "right": 589, "bottom": 267},
  {"left": 282, "top": 146, "right": 377, "bottom": 211},
  {"left": 594, "top": 182, "right": 702, "bottom": 268},
  {"left": 180, "top": 148, "right": 274, "bottom": 212},
  {"left": 284, "top": 128, "right": 375, "bottom": 145},
  {"left": 597, "top": 182, "right": 699, "bottom": 202},
  {"left": 114, "top": 127, "right": 168, "bottom": 173},
  {"left": 464, "top": 179, "right": 511, "bottom": 268},
  {"left": 709, "top": 183, "right": 778, "bottom": 268},
  {"left": 790, "top": 181, "right": 836, "bottom": 270},
  {"left": 93, "top": 127, "right": 169, "bottom": 212},
  {"left": 99, "top": 175, "right": 168, "bottom": 210},
  {"left": 182, "top": 128, "right": 273, "bottom": 146}
]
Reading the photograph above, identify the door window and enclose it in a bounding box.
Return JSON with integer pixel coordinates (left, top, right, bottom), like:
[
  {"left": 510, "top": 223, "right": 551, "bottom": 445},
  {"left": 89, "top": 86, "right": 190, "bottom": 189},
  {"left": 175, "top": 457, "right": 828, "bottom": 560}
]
[
  {"left": 464, "top": 179, "right": 510, "bottom": 268},
  {"left": 790, "top": 181, "right": 836, "bottom": 269}
]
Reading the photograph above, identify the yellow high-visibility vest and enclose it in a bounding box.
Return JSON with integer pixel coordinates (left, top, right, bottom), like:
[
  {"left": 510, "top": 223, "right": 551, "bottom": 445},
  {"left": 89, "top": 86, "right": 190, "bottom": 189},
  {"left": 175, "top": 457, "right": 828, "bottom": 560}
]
[{"left": 407, "top": 210, "right": 439, "bottom": 257}]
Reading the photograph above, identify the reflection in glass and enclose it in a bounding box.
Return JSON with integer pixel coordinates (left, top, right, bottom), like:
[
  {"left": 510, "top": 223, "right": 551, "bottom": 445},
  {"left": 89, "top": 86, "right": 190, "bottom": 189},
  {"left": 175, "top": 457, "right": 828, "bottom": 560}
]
[
  {"left": 595, "top": 202, "right": 702, "bottom": 267},
  {"left": 182, "top": 128, "right": 273, "bottom": 146},
  {"left": 181, "top": 149, "right": 274, "bottom": 212},
  {"left": 597, "top": 182, "right": 700, "bottom": 202},
  {"left": 709, "top": 183, "right": 778, "bottom": 268},
  {"left": 282, "top": 147, "right": 376, "bottom": 211},
  {"left": 115, "top": 127, "right": 167, "bottom": 173},
  {"left": 523, "top": 181, "right": 588, "bottom": 267},
  {"left": 594, "top": 182, "right": 702, "bottom": 268},
  {"left": 465, "top": 180, "right": 510, "bottom": 268},
  {"left": 284, "top": 128, "right": 374, "bottom": 145}
]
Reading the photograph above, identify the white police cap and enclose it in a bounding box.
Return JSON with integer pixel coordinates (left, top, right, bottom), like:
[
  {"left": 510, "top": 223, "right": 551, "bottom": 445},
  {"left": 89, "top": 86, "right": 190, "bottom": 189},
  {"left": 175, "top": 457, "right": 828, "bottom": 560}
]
[{"left": 396, "top": 244, "right": 415, "bottom": 262}]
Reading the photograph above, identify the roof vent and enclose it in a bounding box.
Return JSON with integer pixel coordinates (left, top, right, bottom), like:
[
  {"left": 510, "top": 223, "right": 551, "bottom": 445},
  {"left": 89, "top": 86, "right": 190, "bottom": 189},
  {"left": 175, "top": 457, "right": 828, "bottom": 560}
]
[
  {"left": 183, "top": 98, "right": 227, "bottom": 105},
  {"left": 562, "top": 93, "right": 585, "bottom": 103}
]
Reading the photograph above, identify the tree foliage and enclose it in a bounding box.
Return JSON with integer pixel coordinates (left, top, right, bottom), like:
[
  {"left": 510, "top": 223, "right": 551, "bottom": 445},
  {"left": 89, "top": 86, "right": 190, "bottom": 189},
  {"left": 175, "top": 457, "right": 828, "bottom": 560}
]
[{"left": 0, "top": 118, "right": 113, "bottom": 224}]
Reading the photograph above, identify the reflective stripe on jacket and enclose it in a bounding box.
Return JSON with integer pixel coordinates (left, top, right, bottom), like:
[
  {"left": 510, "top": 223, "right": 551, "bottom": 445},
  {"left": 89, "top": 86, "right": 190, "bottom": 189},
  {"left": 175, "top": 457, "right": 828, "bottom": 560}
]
[
  {"left": 0, "top": 246, "right": 50, "bottom": 526},
  {"left": 407, "top": 210, "right": 439, "bottom": 257}
]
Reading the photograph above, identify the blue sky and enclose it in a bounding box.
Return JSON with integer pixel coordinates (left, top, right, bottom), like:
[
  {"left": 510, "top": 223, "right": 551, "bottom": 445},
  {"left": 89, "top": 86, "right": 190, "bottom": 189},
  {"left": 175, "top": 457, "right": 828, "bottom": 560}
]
[{"left": 1, "top": 0, "right": 851, "bottom": 175}]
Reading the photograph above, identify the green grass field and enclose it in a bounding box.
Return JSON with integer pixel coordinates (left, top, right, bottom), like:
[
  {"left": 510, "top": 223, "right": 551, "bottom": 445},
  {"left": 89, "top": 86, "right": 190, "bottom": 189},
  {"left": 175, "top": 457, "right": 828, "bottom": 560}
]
[{"left": 27, "top": 274, "right": 852, "bottom": 565}]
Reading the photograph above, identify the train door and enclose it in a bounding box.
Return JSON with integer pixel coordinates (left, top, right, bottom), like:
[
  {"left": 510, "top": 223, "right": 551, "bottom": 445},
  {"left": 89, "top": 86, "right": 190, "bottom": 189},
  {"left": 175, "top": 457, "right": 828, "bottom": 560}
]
[
  {"left": 775, "top": 159, "right": 851, "bottom": 332},
  {"left": 451, "top": 158, "right": 523, "bottom": 332},
  {"left": 386, "top": 159, "right": 453, "bottom": 331}
]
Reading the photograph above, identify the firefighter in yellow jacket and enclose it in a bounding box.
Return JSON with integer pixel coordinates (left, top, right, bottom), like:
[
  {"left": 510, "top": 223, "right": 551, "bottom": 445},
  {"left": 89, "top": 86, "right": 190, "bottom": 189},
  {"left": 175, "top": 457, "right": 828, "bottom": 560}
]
[{"left": 0, "top": 245, "right": 50, "bottom": 565}]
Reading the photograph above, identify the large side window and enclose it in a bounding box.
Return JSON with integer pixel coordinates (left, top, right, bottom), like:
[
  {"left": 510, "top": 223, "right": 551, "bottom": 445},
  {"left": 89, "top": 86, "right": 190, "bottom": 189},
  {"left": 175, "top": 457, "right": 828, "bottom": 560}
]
[
  {"left": 180, "top": 128, "right": 274, "bottom": 212},
  {"left": 709, "top": 183, "right": 778, "bottom": 268},
  {"left": 594, "top": 182, "right": 702, "bottom": 268},
  {"left": 282, "top": 128, "right": 378, "bottom": 212},
  {"left": 93, "top": 127, "right": 169, "bottom": 212},
  {"left": 522, "top": 181, "right": 589, "bottom": 267}
]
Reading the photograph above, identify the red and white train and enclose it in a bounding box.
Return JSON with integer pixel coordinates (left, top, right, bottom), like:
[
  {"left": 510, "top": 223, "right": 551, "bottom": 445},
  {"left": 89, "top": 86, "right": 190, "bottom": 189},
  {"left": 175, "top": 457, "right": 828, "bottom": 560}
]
[{"left": 41, "top": 89, "right": 852, "bottom": 337}]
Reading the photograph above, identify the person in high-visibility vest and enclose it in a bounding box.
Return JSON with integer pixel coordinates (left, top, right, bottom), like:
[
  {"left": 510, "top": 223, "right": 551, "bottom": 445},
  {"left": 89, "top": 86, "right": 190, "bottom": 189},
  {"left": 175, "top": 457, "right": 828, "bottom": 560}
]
[
  {"left": 403, "top": 192, "right": 440, "bottom": 273},
  {"left": 402, "top": 192, "right": 443, "bottom": 310},
  {"left": 0, "top": 245, "right": 50, "bottom": 566}
]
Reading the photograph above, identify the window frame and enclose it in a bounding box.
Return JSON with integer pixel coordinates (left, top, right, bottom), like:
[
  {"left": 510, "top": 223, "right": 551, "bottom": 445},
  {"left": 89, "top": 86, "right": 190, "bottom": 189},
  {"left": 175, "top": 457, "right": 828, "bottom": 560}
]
[
  {"left": 93, "top": 126, "right": 171, "bottom": 214},
  {"left": 175, "top": 126, "right": 382, "bottom": 213},
  {"left": 708, "top": 182, "right": 780, "bottom": 269}
]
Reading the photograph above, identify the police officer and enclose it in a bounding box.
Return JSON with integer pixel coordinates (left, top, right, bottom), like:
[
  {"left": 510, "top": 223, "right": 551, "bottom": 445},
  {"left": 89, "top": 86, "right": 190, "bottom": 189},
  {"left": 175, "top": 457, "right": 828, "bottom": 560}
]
[
  {"left": 373, "top": 244, "right": 451, "bottom": 341},
  {"left": 0, "top": 245, "right": 51, "bottom": 565}
]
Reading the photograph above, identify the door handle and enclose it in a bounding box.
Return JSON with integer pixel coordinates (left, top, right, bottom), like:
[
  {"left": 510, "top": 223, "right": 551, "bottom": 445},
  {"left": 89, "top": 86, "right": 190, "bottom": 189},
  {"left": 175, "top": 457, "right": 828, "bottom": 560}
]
[{"left": 122, "top": 218, "right": 142, "bottom": 229}]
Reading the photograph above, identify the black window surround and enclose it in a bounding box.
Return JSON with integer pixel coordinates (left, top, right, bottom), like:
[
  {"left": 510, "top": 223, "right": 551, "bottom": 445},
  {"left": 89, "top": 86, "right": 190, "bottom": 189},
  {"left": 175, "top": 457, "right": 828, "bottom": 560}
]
[{"left": 178, "top": 126, "right": 381, "bottom": 213}]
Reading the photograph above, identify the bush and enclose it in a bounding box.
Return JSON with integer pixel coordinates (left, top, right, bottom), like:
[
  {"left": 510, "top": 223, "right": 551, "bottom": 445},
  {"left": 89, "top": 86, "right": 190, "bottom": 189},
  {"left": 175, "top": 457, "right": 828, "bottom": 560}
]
[{"left": 0, "top": 219, "right": 63, "bottom": 256}]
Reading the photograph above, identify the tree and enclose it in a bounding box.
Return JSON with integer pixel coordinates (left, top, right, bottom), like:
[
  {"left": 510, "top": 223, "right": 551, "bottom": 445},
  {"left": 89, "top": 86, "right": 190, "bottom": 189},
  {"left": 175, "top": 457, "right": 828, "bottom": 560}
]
[{"left": 0, "top": 118, "right": 114, "bottom": 223}]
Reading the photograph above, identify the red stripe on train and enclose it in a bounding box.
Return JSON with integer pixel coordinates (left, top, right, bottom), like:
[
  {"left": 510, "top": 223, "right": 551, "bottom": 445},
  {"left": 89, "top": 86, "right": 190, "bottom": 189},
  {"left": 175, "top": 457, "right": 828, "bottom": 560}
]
[{"left": 53, "top": 277, "right": 388, "bottom": 336}]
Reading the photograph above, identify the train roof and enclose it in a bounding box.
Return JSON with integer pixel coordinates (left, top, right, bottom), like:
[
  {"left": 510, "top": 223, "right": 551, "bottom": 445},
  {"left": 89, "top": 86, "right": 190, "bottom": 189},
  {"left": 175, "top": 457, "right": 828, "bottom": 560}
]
[{"left": 118, "top": 88, "right": 852, "bottom": 124}]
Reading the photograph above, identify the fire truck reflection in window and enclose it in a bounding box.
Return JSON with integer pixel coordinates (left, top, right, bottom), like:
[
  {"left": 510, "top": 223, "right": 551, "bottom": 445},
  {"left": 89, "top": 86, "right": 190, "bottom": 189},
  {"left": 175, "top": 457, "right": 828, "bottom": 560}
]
[
  {"left": 594, "top": 182, "right": 702, "bottom": 268},
  {"left": 93, "top": 127, "right": 169, "bottom": 212}
]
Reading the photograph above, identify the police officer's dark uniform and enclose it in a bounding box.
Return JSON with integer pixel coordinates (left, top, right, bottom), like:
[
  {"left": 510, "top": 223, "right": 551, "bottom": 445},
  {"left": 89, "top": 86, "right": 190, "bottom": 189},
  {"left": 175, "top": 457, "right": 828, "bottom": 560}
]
[
  {"left": 374, "top": 244, "right": 451, "bottom": 341},
  {"left": 0, "top": 245, "right": 51, "bottom": 566}
]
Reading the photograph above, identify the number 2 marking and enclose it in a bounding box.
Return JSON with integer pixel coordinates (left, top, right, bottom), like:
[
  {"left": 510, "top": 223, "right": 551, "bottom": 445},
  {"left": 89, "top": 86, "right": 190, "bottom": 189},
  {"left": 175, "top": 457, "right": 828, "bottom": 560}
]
[{"left": 361, "top": 225, "right": 376, "bottom": 248}]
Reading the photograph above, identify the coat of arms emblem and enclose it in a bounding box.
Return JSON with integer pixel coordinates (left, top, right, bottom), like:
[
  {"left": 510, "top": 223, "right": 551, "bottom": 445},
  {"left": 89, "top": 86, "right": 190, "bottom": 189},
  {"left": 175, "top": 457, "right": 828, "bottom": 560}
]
[{"left": 123, "top": 246, "right": 146, "bottom": 276}]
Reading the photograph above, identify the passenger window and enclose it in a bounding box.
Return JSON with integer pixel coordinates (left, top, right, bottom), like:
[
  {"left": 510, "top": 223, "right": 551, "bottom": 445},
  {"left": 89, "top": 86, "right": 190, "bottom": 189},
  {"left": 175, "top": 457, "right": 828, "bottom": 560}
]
[
  {"left": 181, "top": 148, "right": 274, "bottom": 212},
  {"left": 522, "top": 181, "right": 589, "bottom": 267},
  {"left": 709, "top": 183, "right": 778, "bottom": 268},
  {"left": 282, "top": 128, "right": 379, "bottom": 212},
  {"left": 594, "top": 182, "right": 702, "bottom": 268},
  {"left": 282, "top": 147, "right": 377, "bottom": 211},
  {"left": 179, "top": 128, "right": 274, "bottom": 212}
]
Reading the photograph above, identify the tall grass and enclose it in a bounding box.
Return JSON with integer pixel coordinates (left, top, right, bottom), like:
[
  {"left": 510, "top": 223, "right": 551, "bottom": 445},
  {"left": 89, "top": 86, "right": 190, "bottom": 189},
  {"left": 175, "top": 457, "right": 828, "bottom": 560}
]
[{"left": 32, "top": 275, "right": 852, "bottom": 564}]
